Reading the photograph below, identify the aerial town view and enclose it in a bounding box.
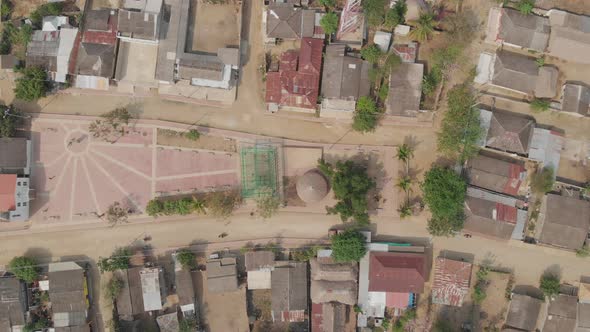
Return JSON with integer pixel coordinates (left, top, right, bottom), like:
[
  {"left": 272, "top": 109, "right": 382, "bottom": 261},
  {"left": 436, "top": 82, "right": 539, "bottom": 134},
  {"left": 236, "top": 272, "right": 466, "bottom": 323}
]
[{"left": 1, "top": 0, "right": 590, "bottom": 331}]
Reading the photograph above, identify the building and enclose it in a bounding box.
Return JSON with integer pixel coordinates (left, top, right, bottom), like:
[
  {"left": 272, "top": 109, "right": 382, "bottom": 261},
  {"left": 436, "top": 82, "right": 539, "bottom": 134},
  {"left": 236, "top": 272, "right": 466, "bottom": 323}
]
[
  {"left": 310, "top": 251, "right": 357, "bottom": 305},
  {"left": 115, "top": 267, "right": 144, "bottom": 320},
  {"left": 579, "top": 278, "right": 590, "bottom": 332},
  {"left": 543, "top": 294, "right": 577, "bottom": 332},
  {"left": 206, "top": 257, "right": 238, "bottom": 294},
  {"left": 117, "top": 0, "right": 162, "bottom": 43},
  {"left": 156, "top": 312, "right": 180, "bottom": 332},
  {"left": 528, "top": 128, "right": 564, "bottom": 175},
  {"left": 0, "top": 276, "right": 26, "bottom": 331},
  {"left": 74, "top": 9, "right": 118, "bottom": 90},
  {"left": 385, "top": 63, "right": 424, "bottom": 117},
  {"left": 464, "top": 187, "right": 527, "bottom": 240},
  {"left": 392, "top": 42, "right": 418, "bottom": 63},
  {"left": 505, "top": 294, "right": 543, "bottom": 331},
  {"left": 296, "top": 170, "right": 329, "bottom": 203},
  {"left": 431, "top": 257, "right": 472, "bottom": 307},
  {"left": 311, "top": 302, "right": 355, "bottom": 332},
  {"left": 265, "top": 38, "right": 324, "bottom": 112},
  {"left": 140, "top": 267, "right": 165, "bottom": 312},
  {"left": 547, "top": 10, "right": 590, "bottom": 64},
  {"left": 172, "top": 253, "right": 196, "bottom": 317},
  {"left": 0, "top": 137, "right": 33, "bottom": 222},
  {"left": 539, "top": 194, "right": 590, "bottom": 250},
  {"left": 561, "top": 83, "right": 590, "bottom": 116},
  {"left": 320, "top": 44, "right": 370, "bottom": 119},
  {"left": 475, "top": 51, "right": 558, "bottom": 98},
  {"left": 245, "top": 251, "right": 275, "bottom": 290},
  {"left": 46, "top": 262, "right": 89, "bottom": 330},
  {"left": 271, "top": 261, "right": 308, "bottom": 323},
  {"left": 485, "top": 7, "right": 550, "bottom": 52},
  {"left": 466, "top": 153, "right": 526, "bottom": 196},
  {"left": 265, "top": 3, "right": 316, "bottom": 40},
  {"left": 479, "top": 109, "right": 535, "bottom": 155},
  {"left": 26, "top": 22, "right": 78, "bottom": 83}
]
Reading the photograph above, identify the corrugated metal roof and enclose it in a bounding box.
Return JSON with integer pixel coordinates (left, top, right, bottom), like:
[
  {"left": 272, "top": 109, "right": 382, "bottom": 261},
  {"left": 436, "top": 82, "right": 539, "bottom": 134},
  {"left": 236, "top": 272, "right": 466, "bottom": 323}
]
[{"left": 431, "top": 258, "right": 472, "bottom": 307}]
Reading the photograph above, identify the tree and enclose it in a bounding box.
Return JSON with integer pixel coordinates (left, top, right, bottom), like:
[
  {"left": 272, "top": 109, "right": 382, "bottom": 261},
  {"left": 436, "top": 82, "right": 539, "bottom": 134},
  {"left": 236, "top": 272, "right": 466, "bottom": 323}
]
[
  {"left": 105, "top": 276, "right": 124, "bottom": 302},
  {"left": 397, "top": 143, "right": 414, "bottom": 172},
  {"left": 363, "top": 0, "right": 387, "bottom": 27},
  {"left": 1, "top": 0, "right": 11, "bottom": 20},
  {"left": 432, "top": 319, "right": 454, "bottom": 332},
  {"left": 398, "top": 203, "right": 412, "bottom": 218},
  {"left": 14, "top": 67, "right": 49, "bottom": 102},
  {"left": 530, "top": 98, "right": 550, "bottom": 112},
  {"left": 256, "top": 188, "right": 280, "bottom": 219},
  {"left": 206, "top": 190, "right": 241, "bottom": 219},
  {"left": 176, "top": 249, "right": 197, "bottom": 270},
  {"left": 352, "top": 96, "right": 382, "bottom": 132},
  {"left": 535, "top": 56, "right": 545, "bottom": 67},
  {"left": 105, "top": 202, "right": 128, "bottom": 227},
  {"left": 320, "top": 12, "right": 339, "bottom": 35},
  {"left": 89, "top": 107, "right": 133, "bottom": 143},
  {"left": 517, "top": 0, "right": 535, "bottom": 15},
  {"left": 8, "top": 256, "right": 39, "bottom": 282},
  {"left": 422, "top": 166, "right": 467, "bottom": 236},
  {"left": 540, "top": 273, "right": 560, "bottom": 297},
  {"left": 397, "top": 176, "right": 412, "bottom": 192},
  {"left": 318, "top": 159, "right": 375, "bottom": 224},
  {"left": 179, "top": 316, "right": 198, "bottom": 332},
  {"left": 531, "top": 166, "right": 554, "bottom": 194},
  {"left": 384, "top": 0, "right": 407, "bottom": 29},
  {"left": 0, "top": 106, "right": 20, "bottom": 137},
  {"left": 318, "top": 0, "right": 336, "bottom": 8},
  {"left": 360, "top": 44, "right": 382, "bottom": 64},
  {"left": 410, "top": 11, "right": 436, "bottom": 42},
  {"left": 30, "top": 3, "right": 63, "bottom": 27},
  {"left": 331, "top": 230, "right": 367, "bottom": 262},
  {"left": 437, "top": 83, "right": 482, "bottom": 162},
  {"left": 97, "top": 247, "right": 131, "bottom": 273}
]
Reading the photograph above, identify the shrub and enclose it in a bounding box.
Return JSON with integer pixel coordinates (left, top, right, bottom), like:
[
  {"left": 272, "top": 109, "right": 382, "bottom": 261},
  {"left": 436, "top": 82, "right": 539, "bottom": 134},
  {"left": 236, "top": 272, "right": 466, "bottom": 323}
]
[
  {"left": 378, "top": 82, "right": 389, "bottom": 103},
  {"left": 1, "top": 0, "right": 12, "bottom": 20},
  {"left": 352, "top": 96, "right": 383, "bottom": 133},
  {"left": 0, "top": 106, "right": 20, "bottom": 137},
  {"left": 105, "top": 276, "right": 124, "bottom": 301},
  {"left": 530, "top": 98, "right": 550, "bottom": 112},
  {"left": 576, "top": 245, "right": 590, "bottom": 258},
  {"left": 531, "top": 166, "right": 554, "bottom": 194},
  {"left": 535, "top": 57, "right": 545, "bottom": 67},
  {"left": 360, "top": 44, "right": 382, "bottom": 64},
  {"left": 146, "top": 197, "right": 205, "bottom": 216},
  {"left": 384, "top": 0, "right": 407, "bottom": 29},
  {"left": 30, "top": 3, "right": 63, "bottom": 28},
  {"left": 14, "top": 67, "right": 49, "bottom": 102},
  {"left": 9, "top": 256, "right": 39, "bottom": 282},
  {"left": 517, "top": 0, "right": 535, "bottom": 15},
  {"left": 176, "top": 249, "right": 197, "bottom": 270},
  {"left": 97, "top": 247, "right": 131, "bottom": 273},
  {"left": 540, "top": 274, "right": 560, "bottom": 297},
  {"left": 292, "top": 245, "right": 321, "bottom": 261},
  {"left": 363, "top": 0, "right": 387, "bottom": 27},
  {"left": 206, "top": 190, "right": 241, "bottom": 219},
  {"left": 318, "top": 0, "right": 336, "bottom": 8},
  {"left": 410, "top": 11, "right": 436, "bottom": 41},
  {"left": 331, "top": 230, "right": 367, "bottom": 262},
  {"left": 185, "top": 129, "right": 200, "bottom": 141},
  {"left": 256, "top": 188, "right": 280, "bottom": 219},
  {"left": 320, "top": 12, "right": 339, "bottom": 35}
]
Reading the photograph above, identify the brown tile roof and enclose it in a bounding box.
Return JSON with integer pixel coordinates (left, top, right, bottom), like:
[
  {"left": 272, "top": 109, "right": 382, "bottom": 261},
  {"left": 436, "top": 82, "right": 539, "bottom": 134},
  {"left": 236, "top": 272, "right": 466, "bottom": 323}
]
[
  {"left": 321, "top": 44, "right": 370, "bottom": 101},
  {"left": 506, "top": 294, "right": 542, "bottom": 331},
  {"left": 562, "top": 83, "right": 590, "bottom": 116},
  {"left": 498, "top": 8, "right": 550, "bottom": 51},
  {"left": 245, "top": 251, "right": 275, "bottom": 271},
  {"left": 539, "top": 194, "right": 590, "bottom": 250},
  {"left": 466, "top": 154, "right": 524, "bottom": 196},
  {"left": 464, "top": 195, "right": 517, "bottom": 240},
  {"left": 368, "top": 251, "right": 426, "bottom": 293},
  {"left": 0, "top": 138, "right": 28, "bottom": 170},
  {"left": 431, "top": 258, "right": 472, "bottom": 307},
  {"left": 386, "top": 63, "right": 424, "bottom": 117},
  {"left": 491, "top": 51, "right": 538, "bottom": 96},
  {"left": 271, "top": 261, "right": 308, "bottom": 321},
  {"left": 485, "top": 111, "right": 535, "bottom": 155},
  {"left": 266, "top": 4, "right": 315, "bottom": 39},
  {"left": 75, "top": 43, "right": 116, "bottom": 78},
  {"left": 175, "top": 268, "right": 194, "bottom": 307},
  {"left": 311, "top": 302, "right": 352, "bottom": 332},
  {"left": 543, "top": 294, "right": 577, "bottom": 332}
]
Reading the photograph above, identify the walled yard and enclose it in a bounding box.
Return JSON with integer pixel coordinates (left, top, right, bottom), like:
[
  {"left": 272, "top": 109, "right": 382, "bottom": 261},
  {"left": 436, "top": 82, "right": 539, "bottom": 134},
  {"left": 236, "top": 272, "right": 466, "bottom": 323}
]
[{"left": 189, "top": 0, "right": 241, "bottom": 53}]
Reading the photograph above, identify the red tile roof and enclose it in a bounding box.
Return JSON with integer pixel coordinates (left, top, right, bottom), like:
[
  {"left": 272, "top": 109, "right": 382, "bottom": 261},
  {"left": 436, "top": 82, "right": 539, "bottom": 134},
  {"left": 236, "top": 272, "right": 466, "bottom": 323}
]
[
  {"left": 82, "top": 11, "right": 118, "bottom": 45},
  {"left": 496, "top": 203, "right": 517, "bottom": 224},
  {"left": 432, "top": 257, "right": 472, "bottom": 307},
  {"left": 0, "top": 174, "right": 17, "bottom": 212},
  {"left": 311, "top": 302, "right": 323, "bottom": 331},
  {"left": 385, "top": 292, "right": 410, "bottom": 308},
  {"left": 265, "top": 38, "right": 323, "bottom": 110},
  {"left": 369, "top": 252, "right": 427, "bottom": 293}
]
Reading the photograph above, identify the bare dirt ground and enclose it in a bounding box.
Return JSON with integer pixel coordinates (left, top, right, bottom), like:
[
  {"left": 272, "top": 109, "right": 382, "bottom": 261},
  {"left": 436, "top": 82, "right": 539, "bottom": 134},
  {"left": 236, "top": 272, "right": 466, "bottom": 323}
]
[
  {"left": 157, "top": 128, "right": 237, "bottom": 152},
  {"left": 535, "top": 0, "right": 590, "bottom": 15},
  {"left": 91, "top": 0, "right": 120, "bottom": 9},
  {"left": 189, "top": 0, "right": 240, "bottom": 53},
  {"left": 11, "top": 0, "right": 45, "bottom": 18},
  {"left": 478, "top": 271, "right": 512, "bottom": 331}
]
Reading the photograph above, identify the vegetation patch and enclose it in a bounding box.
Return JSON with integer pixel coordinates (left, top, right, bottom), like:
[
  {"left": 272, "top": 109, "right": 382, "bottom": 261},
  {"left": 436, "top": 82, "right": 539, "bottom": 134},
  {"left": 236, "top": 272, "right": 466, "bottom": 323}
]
[{"left": 331, "top": 230, "right": 367, "bottom": 262}]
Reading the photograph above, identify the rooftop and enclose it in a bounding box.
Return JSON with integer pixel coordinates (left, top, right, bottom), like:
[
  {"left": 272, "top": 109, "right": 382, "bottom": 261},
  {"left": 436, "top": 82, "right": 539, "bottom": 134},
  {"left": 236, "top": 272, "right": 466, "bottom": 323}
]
[
  {"left": 310, "top": 257, "right": 357, "bottom": 305},
  {"left": 505, "top": 294, "right": 542, "bottom": 331},
  {"left": 386, "top": 63, "right": 424, "bottom": 117},
  {"left": 431, "top": 257, "right": 472, "bottom": 307},
  {"left": 496, "top": 8, "right": 550, "bottom": 51},
  {"left": 482, "top": 110, "right": 535, "bottom": 155},
  {"left": 464, "top": 188, "right": 525, "bottom": 240},
  {"left": 140, "top": 267, "right": 163, "bottom": 311},
  {"left": 47, "top": 262, "right": 87, "bottom": 328},
  {"left": 321, "top": 44, "right": 370, "bottom": 101},
  {"left": 266, "top": 3, "right": 315, "bottom": 39},
  {"left": 0, "top": 277, "right": 26, "bottom": 328},
  {"left": 206, "top": 257, "right": 238, "bottom": 293},
  {"left": 0, "top": 174, "right": 17, "bottom": 212},
  {"left": 245, "top": 251, "right": 275, "bottom": 271},
  {"left": 543, "top": 294, "right": 577, "bottom": 332},
  {"left": 547, "top": 10, "right": 590, "bottom": 64},
  {"left": 540, "top": 194, "right": 590, "bottom": 250},
  {"left": 368, "top": 251, "right": 427, "bottom": 293},
  {"left": 466, "top": 154, "right": 525, "bottom": 196},
  {"left": 491, "top": 51, "right": 558, "bottom": 98},
  {"left": 272, "top": 261, "right": 308, "bottom": 320},
  {"left": 562, "top": 83, "right": 590, "bottom": 116}
]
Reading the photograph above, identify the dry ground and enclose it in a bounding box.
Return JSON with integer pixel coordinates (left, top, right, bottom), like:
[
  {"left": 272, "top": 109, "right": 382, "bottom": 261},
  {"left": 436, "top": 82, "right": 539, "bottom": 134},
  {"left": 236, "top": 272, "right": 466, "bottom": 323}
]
[
  {"left": 189, "top": 0, "right": 240, "bottom": 53},
  {"left": 478, "top": 271, "right": 512, "bottom": 331},
  {"left": 535, "top": 0, "right": 590, "bottom": 15}
]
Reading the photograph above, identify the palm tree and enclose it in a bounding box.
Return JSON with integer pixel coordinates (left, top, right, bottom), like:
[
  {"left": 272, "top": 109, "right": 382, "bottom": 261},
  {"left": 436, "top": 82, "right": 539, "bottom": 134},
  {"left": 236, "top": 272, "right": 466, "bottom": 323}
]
[
  {"left": 397, "top": 176, "right": 412, "bottom": 192},
  {"left": 398, "top": 203, "right": 412, "bottom": 219},
  {"left": 397, "top": 143, "right": 414, "bottom": 174},
  {"left": 410, "top": 11, "right": 436, "bottom": 42}
]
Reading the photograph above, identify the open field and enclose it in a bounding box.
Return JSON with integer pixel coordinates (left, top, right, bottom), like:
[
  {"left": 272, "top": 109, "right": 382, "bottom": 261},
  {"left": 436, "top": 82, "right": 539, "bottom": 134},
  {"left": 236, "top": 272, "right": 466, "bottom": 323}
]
[
  {"left": 479, "top": 271, "right": 512, "bottom": 331},
  {"left": 189, "top": 0, "right": 240, "bottom": 53}
]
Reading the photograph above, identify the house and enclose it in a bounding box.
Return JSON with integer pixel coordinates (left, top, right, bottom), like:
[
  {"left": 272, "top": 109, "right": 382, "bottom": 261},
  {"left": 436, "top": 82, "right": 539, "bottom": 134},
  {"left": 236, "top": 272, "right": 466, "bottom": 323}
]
[
  {"left": 485, "top": 7, "right": 550, "bottom": 52},
  {"left": 466, "top": 153, "right": 526, "bottom": 196},
  {"left": 172, "top": 253, "right": 196, "bottom": 317},
  {"left": 464, "top": 187, "right": 527, "bottom": 240},
  {"left": 115, "top": 267, "right": 144, "bottom": 320},
  {"left": 206, "top": 257, "right": 238, "bottom": 294},
  {"left": 528, "top": 128, "right": 564, "bottom": 176},
  {"left": 505, "top": 294, "right": 543, "bottom": 331},
  {"left": 311, "top": 302, "right": 355, "bottom": 332},
  {"left": 265, "top": 38, "right": 324, "bottom": 112},
  {"left": 46, "top": 262, "right": 89, "bottom": 330},
  {"left": 245, "top": 251, "right": 275, "bottom": 290},
  {"left": 0, "top": 175, "right": 31, "bottom": 222},
  {"left": 538, "top": 194, "right": 590, "bottom": 250},
  {"left": 310, "top": 251, "right": 357, "bottom": 305},
  {"left": 139, "top": 267, "right": 165, "bottom": 312},
  {"left": 431, "top": 257, "right": 472, "bottom": 307},
  {"left": 26, "top": 23, "right": 78, "bottom": 83},
  {"left": 543, "top": 294, "right": 577, "bottom": 332},
  {"left": 0, "top": 137, "right": 32, "bottom": 175},
  {"left": 373, "top": 31, "right": 392, "bottom": 52},
  {"left": 478, "top": 109, "right": 535, "bottom": 155},
  {"left": 271, "top": 261, "right": 308, "bottom": 323},
  {"left": 0, "top": 276, "right": 26, "bottom": 331},
  {"left": 561, "top": 83, "right": 590, "bottom": 116},
  {"left": 357, "top": 246, "right": 426, "bottom": 327},
  {"left": 156, "top": 312, "right": 180, "bottom": 332},
  {"left": 475, "top": 51, "right": 558, "bottom": 98},
  {"left": 265, "top": 3, "right": 316, "bottom": 40},
  {"left": 547, "top": 10, "right": 590, "bottom": 64},
  {"left": 579, "top": 279, "right": 590, "bottom": 332},
  {"left": 74, "top": 9, "right": 118, "bottom": 90},
  {"left": 117, "top": 0, "right": 163, "bottom": 43},
  {"left": 385, "top": 63, "right": 424, "bottom": 117},
  {"left": 320, "top": 44, "right": 370, "bottom": 118}
]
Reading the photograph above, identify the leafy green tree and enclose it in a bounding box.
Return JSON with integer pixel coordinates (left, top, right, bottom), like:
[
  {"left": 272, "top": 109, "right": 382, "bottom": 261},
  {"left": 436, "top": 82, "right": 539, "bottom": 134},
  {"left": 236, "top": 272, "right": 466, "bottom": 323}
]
[
  {"left": 292, "top": 245, "right": 321, "bottom": 262},
  {"left": 206, "top": 190, "right": 241, "bottom": 219},
  {"left": 422, "top": 166, "right": 467, "bottom": 236},
  {"left": 14, "top": 67, "right": 49, "bottom": 102},
  {"left": 1, "top": 0, "right": 12, "bottom": 20},
  {"left": 9, "top": 256, "right": 39, "bottom": 282},
  {"left": 318, "top": 0, "right": 336, "bottom": 8},
  {"left": 320, "top": 12, "right": 339, "bottom": 35},
  {"left": 517, "top": 0, "right": 535, "bottom": 15},
  {"left": 422, "top": 69, "right": 441, "bottom": 96},
  {"left": 398, "top": 203, "right": 412, "bottom": 218},
  {"left": 185, "top": 129, "right": 200, "bottom": 140},
  {"left": 0, "top": 106, "right": 20, "bottom": 137},
  {"left": 540, "top": 274, "right": 560, "bottom": 297},
  {"left": 30, "top": 3, "right": 63, "bottom": 27},
  {"left": 531, "top": 166, "right": 554, "bottom": 194},
  {"left": 397, "top": 176, "right": 412, "bottom": 192},
  {"left": 363, "top": 0, "right": 387, "bottom": 26},
  {"left": 360, "top": 44, "right": 382, "bottom": 64},
  {"left": 352, "top": 96, "right": 382, "bottom": 132},
  {"left": 105, "top": 276, "right": 124, "bottom": 302},
  {"left": 176, "top": 249, "right": 197, "bottom": 270},
  {"left": 410, "top": 11, "right": 436, "bottom": 41},
  {"left": 437, "top": 83, "right": 482, "bottom": 162},
  {"left": 530, "top": 98, "right": 550, "bottom": 112},
  {"left": 384, "top": 0, "right": 407, "bottom": 29},
  {"left": 97, "top": 247, "right": 131, "bottom": 273},
  {"left": 331, "top": 230, "right": 367, "bottom": 262},
  {"left": 378, "top": 82, "right": 389, "bottom": 103},
  {"left": 318, "top": 159, "right": 376, "bottom": 224},
  {"left": 256, "top": 187, "right": 280, "bottom": 219}
]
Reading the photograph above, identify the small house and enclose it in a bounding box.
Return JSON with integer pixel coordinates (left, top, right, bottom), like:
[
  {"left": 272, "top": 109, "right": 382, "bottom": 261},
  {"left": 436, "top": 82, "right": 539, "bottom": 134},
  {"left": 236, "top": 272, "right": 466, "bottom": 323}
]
[
  {"left": 271, "top": 261, "right": 308, "bottom": 323},
  {"left": 538, "top": 194, "right": 590, "bottom": 251},
  {"left": 543, "top": 294, "right": 577, "bottom": 332},
  {"left": 547, "top": 10, "right": 590, "bottom": 64},
  {"left": 140, "top": 267, "right": 165, "bottom": 312},
  {"left": 485, "top": 7, "right": 550, "bottom": 52},
  {"left": 466, "top": 153, "right": 526, "bottom": 196},
  {"left": 0, "top": 276, "right": 26, "bottom": 331},
  {"left": 265, "top": 4, "right": 317, "bottom": 40},
  {"left": 478, "top": 109, "right": 535, "bottom": 155},
  {"left": 505, "top": 293, "right": 543, "bottom": 331},
  {"left": 431, "top": 257, "right": 472, "bottom": 307},
  {"left": 206, "top": 257, "right": 238, "bottom": 294},
  {"left": 385, "top": 63, "right": 424, "bottom": 117},
  {"left": 245, "top": 251, "right": 275, "bottom": 290},
  {"left": 47, "top": 262, "right": 90, "bottom": 330}
]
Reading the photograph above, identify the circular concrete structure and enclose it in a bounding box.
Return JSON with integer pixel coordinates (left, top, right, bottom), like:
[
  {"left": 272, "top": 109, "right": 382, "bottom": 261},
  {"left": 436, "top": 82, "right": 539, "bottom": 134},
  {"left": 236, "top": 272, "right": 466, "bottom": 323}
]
[{"left": 296, "top": 170, "right": 329, "bottom": 203}]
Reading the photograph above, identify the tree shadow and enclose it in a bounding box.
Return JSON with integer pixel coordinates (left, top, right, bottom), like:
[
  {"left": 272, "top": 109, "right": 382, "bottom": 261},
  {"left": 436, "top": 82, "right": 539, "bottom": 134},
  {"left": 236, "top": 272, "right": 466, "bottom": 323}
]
[{"left": 542, "top": 264, "right": 562, "bottom": 280}]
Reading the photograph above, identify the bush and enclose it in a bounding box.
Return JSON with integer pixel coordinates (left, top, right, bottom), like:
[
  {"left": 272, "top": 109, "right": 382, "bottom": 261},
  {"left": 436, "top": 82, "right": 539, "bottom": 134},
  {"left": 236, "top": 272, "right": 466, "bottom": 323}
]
[
  {"left": 185, "top": 129, "right": 200, "bottom": 141},
  {"left": 360, "top": 44, "right": 382, "bottom": 64},
  {"left": 206, "top": 190, "right": 241, "bottom": 219},
  {"left": 9, "top": 256, "right": 39, "bottom": 282},
  {"left": 535, "top": 57, "right": 545, "bottom": 67},
  {"left": 422, "top": 68, "right": 442, "bottom": 96},
  {"left": 331, "top": 230, "right": 367, "bottom": 262},
  {"left": 146, "top": 197, "right": 205, "bottom": 217},
  {"left": 14, "top": 66, "right": 49, "bottom": 102},
  {"left": 540, "top": 274, "right": 560, "bottom": 297},
  {"left": 576, "top": 245, "right": 590, "bottom": 258},
  {"left": 320, "top": 12, "right": 339, "bottom": 35},
  {"left": 531, "top": 166, "right": 554, "bottom": 194},
  {"left": 318, "top": 0, "right": 336, "bottom": 7},
  {"left": 256, "top": 188, "right": 280, "bottom": 219},
  {"left": 176, "top": 249, "right": 197, "bottom": 270},
  {"left": 517, "top": 0, "right": 535, "bottom": 15},
  {"left": 97, "top": 247, "right": 131, "bottom": 273},
  {"left": 0, "top": 106, "right": 20, "bottom": 137},
  {"left": 30, "top": 3, "right": 63, "bottom": 28},
  {"left": 422, "top": 166, "right": 467, "bottom": 236},
  {"left": 363, "top": 0, "right": 387, "bottom": 27},
  {"left": 384, "top": 0, "right": 407, "bottom": 29},
  {"left": 105, "top": 276, "right": 124, "bottom": 302},
  {"left": 352, "top": 96, "right": 383, "bottom": 133},
  {"left": 530, "top": 98, "right": 550, "bottom": 112},
  {"left": 292, "top": 245, "right": 321, "bottom": 261},
  {"left": 378, "top": 82, "right": 389, "bottom": 103},
  {"left": 179, "top": 316, "right": 198, "bottom": 332},
  {"left": 1, "top": 0, "right": 12, "bottom": 20}
]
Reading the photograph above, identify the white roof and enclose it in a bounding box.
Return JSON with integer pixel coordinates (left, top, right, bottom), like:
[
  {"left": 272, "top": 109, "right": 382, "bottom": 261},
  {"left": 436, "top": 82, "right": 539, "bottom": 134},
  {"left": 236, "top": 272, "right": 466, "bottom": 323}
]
[
  {"left": 373, "top": 31, "right": 392, "bottom": 52},
  {"left": 42, "top": 16, "right": 69, "bottom": 32},
  {"left": 75, "top": 75, "right": 109, "bottom": 90},
  {"left": 124, "top": 0, "right": 162, "bottom": 14},
  {"left": 55, "top": 28, "right": 78, "bottom": 83},
  {"left": 475, "top": 52, "right": 494, "bottom": 85},
  {"left": 140, "top": 267, "right": 163, "bottom": 311},
  {"left": 48, "top": 261, "right": 82, "bottom": 273},
  {"left": 394, "top": 24, "right": 411, "bottom": 36},
  {"left": 247, "top": 270, "right": 272, "bottom": 290},
  {"left": 529, "top": 128, "right": 564, "bottom": 177}
]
